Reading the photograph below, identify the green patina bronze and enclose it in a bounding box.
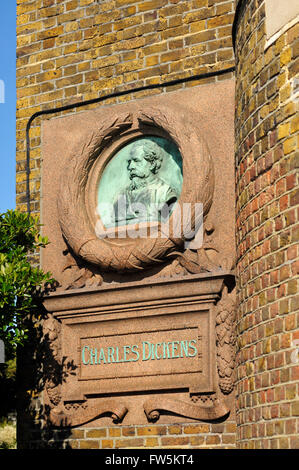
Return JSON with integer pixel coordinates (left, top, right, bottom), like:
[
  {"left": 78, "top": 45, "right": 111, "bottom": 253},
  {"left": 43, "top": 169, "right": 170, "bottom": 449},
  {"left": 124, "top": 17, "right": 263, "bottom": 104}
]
[{"left": 97, "top": 136, "right": 183, "bottom": 227}]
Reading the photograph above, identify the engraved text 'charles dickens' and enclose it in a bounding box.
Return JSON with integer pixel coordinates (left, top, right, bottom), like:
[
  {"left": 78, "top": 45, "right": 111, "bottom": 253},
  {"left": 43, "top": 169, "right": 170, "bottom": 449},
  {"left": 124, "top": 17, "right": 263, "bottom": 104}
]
[
  {"left": 82, "top": 339, "right": 198, "bottom": 364},
  {"left": 80, "top": 328, "right": 201, "bottom": 380}
]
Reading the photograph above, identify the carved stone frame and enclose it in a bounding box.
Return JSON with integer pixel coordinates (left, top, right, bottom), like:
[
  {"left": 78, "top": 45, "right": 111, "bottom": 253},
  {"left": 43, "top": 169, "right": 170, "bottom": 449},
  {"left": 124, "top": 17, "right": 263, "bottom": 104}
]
[{"left": 57, "top": 108, "right": 214, "bottom": 272}]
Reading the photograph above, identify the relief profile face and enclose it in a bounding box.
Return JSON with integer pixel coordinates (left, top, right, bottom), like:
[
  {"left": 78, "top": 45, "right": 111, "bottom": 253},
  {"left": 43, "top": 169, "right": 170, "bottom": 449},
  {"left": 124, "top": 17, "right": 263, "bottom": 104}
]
[
  {"left": 97, "top": 136, "right": 183, "bottom": 227},
  {"left": 127, "top": 144, "right": 154, "bottom": 181}
]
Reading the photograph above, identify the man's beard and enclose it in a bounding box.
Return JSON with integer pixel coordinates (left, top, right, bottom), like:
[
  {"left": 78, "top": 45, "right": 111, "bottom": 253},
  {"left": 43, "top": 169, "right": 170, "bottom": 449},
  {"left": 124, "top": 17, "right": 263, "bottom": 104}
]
[{"left": 129, "top": 174, "right": 148, "bottom": 190}]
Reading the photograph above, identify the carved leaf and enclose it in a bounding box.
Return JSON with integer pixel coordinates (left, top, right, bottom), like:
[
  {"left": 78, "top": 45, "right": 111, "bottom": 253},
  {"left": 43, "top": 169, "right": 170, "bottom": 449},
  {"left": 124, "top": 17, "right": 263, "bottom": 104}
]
[
  {"left": 215, "top": 287, "right": 236, "bottom": 394},
  {"left": 57, "top": 108, "right": 214, "bottom": 271}
]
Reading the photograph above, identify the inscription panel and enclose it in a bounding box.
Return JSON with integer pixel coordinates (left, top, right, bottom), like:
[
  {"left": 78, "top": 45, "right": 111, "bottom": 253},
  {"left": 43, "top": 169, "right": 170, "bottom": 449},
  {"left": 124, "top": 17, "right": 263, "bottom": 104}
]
[
  {"left": 79, "top": 327, "right": 201, "bottom": 381},
  {"left": 59, "top": 307, "right": 214, "bottom": 400},
  {"left": 44, "top": 273, "right": 233, "bottom": 424}
]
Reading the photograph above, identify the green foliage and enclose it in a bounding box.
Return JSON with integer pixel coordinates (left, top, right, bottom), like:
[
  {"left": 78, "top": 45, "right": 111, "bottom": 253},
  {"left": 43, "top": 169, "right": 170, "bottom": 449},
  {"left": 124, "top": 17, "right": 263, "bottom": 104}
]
[
  {"left": 0, "top": 358, "right": 16, "bottom": 418},
  {"left": 0, "top": 210, "right": 54, "bottom": 355},
  {"left": 5, "top": 357, "right": 16, "bottom": 379},
  {"left": 0, "top": 419, "right": 16, "bottom": 449}
]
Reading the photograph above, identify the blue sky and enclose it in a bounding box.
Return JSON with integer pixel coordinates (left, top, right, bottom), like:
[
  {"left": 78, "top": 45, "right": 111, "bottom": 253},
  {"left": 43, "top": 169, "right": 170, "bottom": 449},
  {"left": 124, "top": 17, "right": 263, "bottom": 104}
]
[{"left": 0, "top": 2, "right": 16, "bottom": 214}]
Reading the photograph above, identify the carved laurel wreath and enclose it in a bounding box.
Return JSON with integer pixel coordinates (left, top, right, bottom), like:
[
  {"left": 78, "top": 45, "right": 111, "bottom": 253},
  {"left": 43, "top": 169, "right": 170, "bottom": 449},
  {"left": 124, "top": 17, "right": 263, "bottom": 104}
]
[{"left": 57, "top": 108, "right": 214, "bottom": 271}]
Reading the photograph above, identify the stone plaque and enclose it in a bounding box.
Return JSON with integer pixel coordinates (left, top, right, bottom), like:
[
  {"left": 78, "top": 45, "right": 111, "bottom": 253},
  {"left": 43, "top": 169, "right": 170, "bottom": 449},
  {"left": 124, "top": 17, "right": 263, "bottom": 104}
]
[
  {"left": 66, "top": 308, "right": 208, "bottom": 394},
  {"left": 41, "top": 81, "right": 236, "bottom": 426},
  {"left": 79, "top": 328, "right": 200, "bottom": 380},
  {"left": 44, "top": 272, "right": 232, "bottom": 426}
]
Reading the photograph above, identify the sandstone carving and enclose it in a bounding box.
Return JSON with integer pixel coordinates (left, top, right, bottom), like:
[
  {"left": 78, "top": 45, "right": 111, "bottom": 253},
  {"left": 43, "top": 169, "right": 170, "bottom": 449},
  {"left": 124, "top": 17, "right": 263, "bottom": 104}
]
[
  {"left": 215, "top": 285, "right": 236, "bottom": 394},
  {"left": 57, "top": 108, "right": 214, "bottom": 273},
  {"left": 143, "top": 395, "right": 229, "bottom": 422},
  {"left": 61, "top": 249, "right": 103, "bottom": 290},
  {"left": 43, "top": 315, "right": 62, "bottom": 408},
  {"left": 49, "top": 401, "right": 128, "bottom": 427}
]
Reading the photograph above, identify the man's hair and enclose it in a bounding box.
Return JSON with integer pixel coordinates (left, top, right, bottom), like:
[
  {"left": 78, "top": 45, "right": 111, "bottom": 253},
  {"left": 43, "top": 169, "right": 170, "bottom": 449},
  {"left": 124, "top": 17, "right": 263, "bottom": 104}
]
[{"left": 130, "top": 139, "right": 163, "bottom": 174}]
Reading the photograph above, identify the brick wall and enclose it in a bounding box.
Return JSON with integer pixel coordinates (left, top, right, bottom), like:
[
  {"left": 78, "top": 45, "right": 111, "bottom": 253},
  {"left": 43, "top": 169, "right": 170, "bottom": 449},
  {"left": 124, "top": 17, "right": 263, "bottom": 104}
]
[
  {"left": 16, "top": 0, "right": 235, "bottom": 217},
  {"left": 27, "top": 423, "right": 237, "bottom": 449},
  {"left": 234, "top": 0, "right": 299, "bottom": 449},
  {"left": 16, "top": 0, "right": 236, "bottom": 449}
]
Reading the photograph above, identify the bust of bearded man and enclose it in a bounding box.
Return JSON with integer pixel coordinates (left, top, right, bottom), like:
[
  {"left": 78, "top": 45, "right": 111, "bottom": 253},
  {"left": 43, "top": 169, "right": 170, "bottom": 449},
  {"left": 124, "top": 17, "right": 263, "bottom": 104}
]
[{"left": 113, "top": 139, "right": 178, "bottom": 225}]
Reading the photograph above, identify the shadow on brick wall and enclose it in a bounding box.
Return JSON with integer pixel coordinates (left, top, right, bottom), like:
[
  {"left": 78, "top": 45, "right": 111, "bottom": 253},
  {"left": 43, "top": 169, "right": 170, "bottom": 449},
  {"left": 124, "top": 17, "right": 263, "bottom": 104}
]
[{"left": 16, "top": 300, "right": 76, "bottom": 449}]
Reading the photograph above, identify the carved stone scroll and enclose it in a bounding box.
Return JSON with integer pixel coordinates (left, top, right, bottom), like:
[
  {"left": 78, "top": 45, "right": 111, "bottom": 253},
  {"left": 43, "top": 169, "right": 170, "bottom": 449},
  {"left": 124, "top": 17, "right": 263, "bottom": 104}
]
[
  {"left": 49, "top": 401, "right": 128, "bottom": 427},
  {"left": 143, "top": 395, "right": 229, "bottom": 422}
]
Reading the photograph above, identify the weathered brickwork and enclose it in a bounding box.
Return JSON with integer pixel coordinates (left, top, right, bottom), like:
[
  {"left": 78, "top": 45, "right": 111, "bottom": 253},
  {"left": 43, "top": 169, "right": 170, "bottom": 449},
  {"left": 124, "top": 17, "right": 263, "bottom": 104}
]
[
  {"left": 16, "top": 0, "right": 235, "bottom": 217},
  {"left": 16, "top": 0, "right": 236, "bottom": 449},
  {"left": 234, "top": 0, "right": 299, "bottom": 449},
  {"left": 24, "top": 422, "right": 237, "bottom": 449}
]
